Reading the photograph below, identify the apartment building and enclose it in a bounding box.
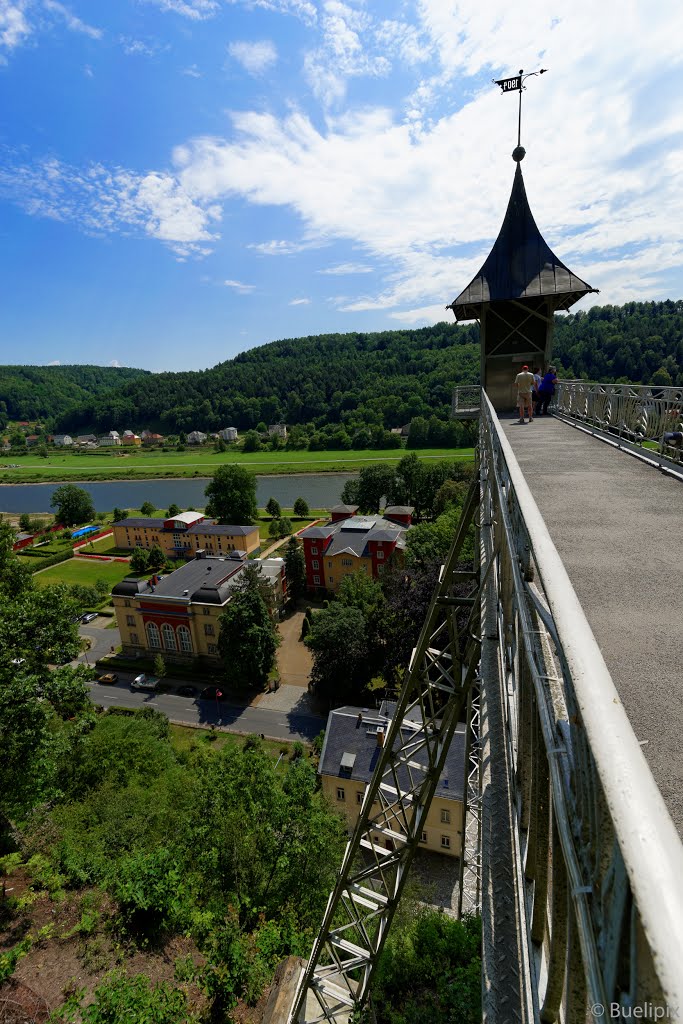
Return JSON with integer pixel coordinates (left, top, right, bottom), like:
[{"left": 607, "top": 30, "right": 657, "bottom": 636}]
[
  {"left": 112, "top": 551, "right": 286, "bottom": 666},
  {"left": 112, "top": 511, "right": 261, "bottom": 560},
  {"left": 319, "top": 702, "right": 464, "bottom": 858},
  {"left": 300, "top": 505, "right": 413, "bottom": 594}
]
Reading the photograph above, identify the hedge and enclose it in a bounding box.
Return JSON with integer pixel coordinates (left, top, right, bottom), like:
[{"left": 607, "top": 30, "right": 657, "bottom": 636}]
[{"left": 25, "top": 549, "right": 74, "bottom": 573}]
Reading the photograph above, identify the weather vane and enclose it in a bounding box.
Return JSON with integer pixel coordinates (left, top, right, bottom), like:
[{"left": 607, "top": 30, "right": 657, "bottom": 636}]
[{"left": 493, "top": 67, "right": 548, "bottom": 162}]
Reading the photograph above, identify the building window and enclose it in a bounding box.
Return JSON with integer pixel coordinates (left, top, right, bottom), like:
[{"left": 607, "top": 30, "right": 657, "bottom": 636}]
[
  {"left": 162, "top": 623, "right": 177, "bottom": 652},
  {"left": 441, "top": 835, "right": 450, "bottom": 850},
  {"left": 124, "top": 599, "right": 130, "bottom": 608},
  {"left": 203, "top": 607, "right": 210, "bottom": 615},
  {"left": 341, "top": 558, "right": 352, "bottom": 567},
  {"left": 356, "top": 791, "right": 363, "bottom": 805},
  {"left": 207, "top": 644, "right": 217, "bottom": 655},
  {"left": 440, "top": 808, "right": 451, "bottom": 824},
  {"left": 126, "top": 615, "right": 135, "bottom": 626},
  {"left": 376, "top": 549, "right": 384, "bottom": 560},
  {"left": 177, "top": 626, "right": 193, "bottom": 653},
  {"left": 311, "top": 546, "right": 318, "bottom": 555},
  {"left": 328, "top": 560, "right": 332, "bottom": 568},
  {"left": 313, "top": 575, "right": 320, "bottom": 585},
  {"left": 420, "top": 831, "right": 427, "bottom": 843},
  {"left": 130, "top": 633, "right": 138, "bottom": 644},
  {"left": 336, "top": 787, "right": 345, "bottom": 802},
  {"left": 204, "top": 623, "right": 215, "bottom": 636},
  {"left": 329, "top": 576, "right": 334, "bottom": 583},
  {"left": 146, "top": 621, "right": 161, "bottom": 649},
  {"left": 377, "top": 564, "right": 385, "bottom": 575},
  {"left": 312, "top": 559, "right": 319, "bottom": 569}
]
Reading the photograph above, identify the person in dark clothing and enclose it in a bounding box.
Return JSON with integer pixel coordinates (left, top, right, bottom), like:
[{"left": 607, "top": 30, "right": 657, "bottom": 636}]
[{"left": 535, "top": 366, "right": 558, "bottom": 416}]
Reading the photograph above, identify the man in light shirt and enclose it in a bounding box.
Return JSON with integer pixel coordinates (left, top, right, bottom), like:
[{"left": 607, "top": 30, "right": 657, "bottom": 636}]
[{"left": 514, "top": 364, "right": 536, "bottom": 423}]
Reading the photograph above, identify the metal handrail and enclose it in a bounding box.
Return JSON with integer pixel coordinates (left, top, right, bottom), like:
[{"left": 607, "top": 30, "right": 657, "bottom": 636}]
[
  {"left": 555, "top": 380, "right": 683, "bottom": 467},
  {"left": 480, "top": 389, "right": 683, "bottom": 1013}
]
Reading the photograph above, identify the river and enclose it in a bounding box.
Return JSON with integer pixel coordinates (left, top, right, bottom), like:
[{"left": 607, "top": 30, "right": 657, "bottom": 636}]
[{"left": 0, "top": 474, "right": 356, "bottom": 514}]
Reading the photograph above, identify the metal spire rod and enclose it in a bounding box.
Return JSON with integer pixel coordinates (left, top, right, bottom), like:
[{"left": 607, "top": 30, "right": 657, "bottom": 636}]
[{"left": 493, "top": 66, "right": 548, "bottom": 158}]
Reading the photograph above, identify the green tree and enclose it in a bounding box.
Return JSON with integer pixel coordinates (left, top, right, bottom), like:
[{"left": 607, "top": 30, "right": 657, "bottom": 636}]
[
  {"left": 140, "top": 501, "right": 156, "bottom": 516},
  {"left": 242, "top": 429, "right": 261, "bottom": 453},
  {"left": 293, "top": 497, "right": 309, "bottom": 518},
  {"left": 95, "top": 578, "right": 110, "bottom": 598},
  {"left": 268, "top": 517, "right": 291, "bottom": 539},
  {"left": 305, "top": 604, "right": 368, "bottom": 705},
  {"left": 50, "top": 484, "right": 95, "bottom": 527},
  {"left": 340, "top": 479, "right": 360, "bottom": 506},
  {"left": 148, "top": 544, "right": 165, "bottom": 571},
  {"left": 218, "top": 584, "right": 280, "bottom": 689},
  {"left": 153, "top": 654, "right": 166, "bottom": 678},
  {"left": 130, "top": 546, "right": 150, "bottom": 574},
  {"left": 284, "top": 537, "right": 307, "bottom": 601},
  {"left": 215, "top": 437, "right": 228, "bottom": 452},
  {"left": 19, "top": 513, "right": 31, "bottom": 532},
  {"left": 355, "top": 464, "right": 397, "bottom": 514},
  {"left": 167, "top": 503, "right": 181, "bottom": 517},
  {"left": 204, "top": 465, "right": 258, "bottom": 525},
  {"left": 265, "top": 496, "right": 281, "bottom": 519},
  {"left": 112, "top": 506, "right": 127, "bottom": 522}
]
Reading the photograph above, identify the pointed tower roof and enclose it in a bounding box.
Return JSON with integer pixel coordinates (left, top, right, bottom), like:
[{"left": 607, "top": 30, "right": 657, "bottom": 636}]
[{"left": 449, "top": 162, "right": 597, "bottom": 321}]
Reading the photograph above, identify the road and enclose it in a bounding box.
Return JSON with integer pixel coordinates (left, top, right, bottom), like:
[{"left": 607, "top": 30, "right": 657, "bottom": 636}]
[{"left": 86, "top": 671, "right": 325, "bottom": 743}]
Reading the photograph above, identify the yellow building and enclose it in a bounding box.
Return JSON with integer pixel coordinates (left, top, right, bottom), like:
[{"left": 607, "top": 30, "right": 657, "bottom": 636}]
[
  {"left": 113, "top": 511, "right": 260, "bottom": 561},
  {"left": 112, "top": 552, "right": 286, "bottom": 667},
  {"left": 318, "top": 704, "right": 464, "bottom": 858}
]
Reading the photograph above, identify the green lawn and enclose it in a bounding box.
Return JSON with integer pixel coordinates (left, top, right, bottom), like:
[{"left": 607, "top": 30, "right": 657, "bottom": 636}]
[
  {"left": 32, "top": 557, "right": 138, "bottom": 589},
  {"left": 0, "top": 446, "right": 475, "bottom": 484}
]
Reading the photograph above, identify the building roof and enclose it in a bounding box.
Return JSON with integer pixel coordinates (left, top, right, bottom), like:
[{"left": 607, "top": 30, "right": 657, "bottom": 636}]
[
  {"left": 116, "top": 517, "right": 160, "bottom": 529},
  {"left": 449, "top": 163, "right": 597, "bottom": 321},
  {"left": 113, "top": 555, "right": 282, "bottom": 605},
  {"left": 301, "top": 524, "right": 337, "bottom": 540},
  {"left": 166, "top": 511, "right": 204, "bottom": 527},
  {"left": 384, "top": 505, "right": 414, "bottom": 515},
  {"left": 187, "top": 522, "right": 258, "bottom": 536},
  {"left": 319, "top": 701, "right": 465, "bottom": 802},
  {"left": 330, "top": 504, "right": 359, "bottom": 514}
]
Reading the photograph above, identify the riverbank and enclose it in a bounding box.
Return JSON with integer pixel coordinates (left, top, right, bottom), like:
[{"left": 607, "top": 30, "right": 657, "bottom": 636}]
[{"left": 0, "top": 446, "right": 475, "bottom": 485}]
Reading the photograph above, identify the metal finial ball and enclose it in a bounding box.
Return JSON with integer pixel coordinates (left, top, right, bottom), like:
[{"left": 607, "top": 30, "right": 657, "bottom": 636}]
[{"left": 512, "top": 145, "right": 526, "bottom": 162}]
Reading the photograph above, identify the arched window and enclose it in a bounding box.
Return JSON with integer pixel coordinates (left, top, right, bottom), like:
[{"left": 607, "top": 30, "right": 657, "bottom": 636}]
[
  {"left": 162, "top": 623, "right": 177, "bottom": 652},
  {"left": 177, "top": 626, "right": 193, "bottom": 653},
  {"left": 146, "top": 621, "right": 161, "bottom": 649}
]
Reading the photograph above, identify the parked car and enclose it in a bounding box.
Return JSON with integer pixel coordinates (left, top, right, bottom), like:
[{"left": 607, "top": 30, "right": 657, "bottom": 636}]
[
  {"left": 131, "top": 673, "right": 159, "bottom": 692},
  {"left": 98, "top": 672, "right": 118, "bottom": 684},
  {"left": 201, "top": 686, "right": 224, "bottom": 701},
  {"left": 176, "top": 684, "right": 198, "bottom": 697},
  {"left": 81, "top": 612, "right": 98, "bottom": 624}
]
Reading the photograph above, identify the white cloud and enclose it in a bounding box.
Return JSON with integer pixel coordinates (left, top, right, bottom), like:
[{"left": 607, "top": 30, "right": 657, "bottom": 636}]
[
  {"left": 303, "top": 0, "right": 391, "bottom": 105},
  {"left": 143, "top": 0, "right": 218, "bottom": 18},
  {"left": 0, "top": 1, "right": 31, "bottom": 56},
  {"left": 226, "top": 0, "right": 316, "bottom": 26},
  {"left": 47, "top": 358, "right": 60, "bottom": 365},
  {"left": 318, "top": 262, "right": 374, "bottom": 275},
  {"left": 182, "top": 64, "right": 202, "bottom": 77},
  {"left": 43, "top": 0, "right": 102, "bottom": 39},
  {"left": 289, "top": 297, "right": 310, "bottom": 305},
  {"left": 228, "top": 39, "right": 277, "bottom": 76},
  {"left": 0, "top": 156, "right": 220, "bottom": 258},
  {"left": 224, "top": 278, "right": 255, "bottom": 293},
  {"left": 83, "top": 63, "right": 93, "bottom": 76},
  {"left": 120, "top": 36, "right": 166, "bottom": 58},
  {"left": 248, "top": 238, "right": 318, "bottom": 256},
  {"left": 109, "top": 359, "right": 121, "bottom": 367}
]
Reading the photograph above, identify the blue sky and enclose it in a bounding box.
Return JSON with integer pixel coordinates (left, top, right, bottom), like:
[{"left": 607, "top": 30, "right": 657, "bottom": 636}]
[{"left": 1, "top": 0, "right": 682, "bottom": 372}]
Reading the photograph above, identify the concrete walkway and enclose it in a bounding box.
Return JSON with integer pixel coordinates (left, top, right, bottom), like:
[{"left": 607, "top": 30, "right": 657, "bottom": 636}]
[{"left": 503, "top": 416, "right": 683, "bottom": 836}]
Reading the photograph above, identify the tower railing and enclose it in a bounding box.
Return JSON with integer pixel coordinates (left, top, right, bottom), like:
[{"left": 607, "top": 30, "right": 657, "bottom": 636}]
[
  {"left": 479, "top": 389, "right": 683, "bottom": 1018},
  {"left": 451, "top": 385, "right": 482, "bottom": 418},
  {"left": 554, "top": 380, "right": 683, "bottom": 469}
]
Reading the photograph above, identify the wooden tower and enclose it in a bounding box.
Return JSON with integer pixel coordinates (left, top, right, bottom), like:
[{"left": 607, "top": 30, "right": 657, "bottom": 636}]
[{"left": 447, "top": 152, "right": 597, "bottom": 413}]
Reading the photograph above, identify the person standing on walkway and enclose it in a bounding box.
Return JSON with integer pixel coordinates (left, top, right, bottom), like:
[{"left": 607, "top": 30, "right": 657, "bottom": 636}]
[
  {"left": 537, "top": 366, "right": 558, "bottom": 416},
  {"left": 514, "top": 365, "right": 536, "bottom": 423}
]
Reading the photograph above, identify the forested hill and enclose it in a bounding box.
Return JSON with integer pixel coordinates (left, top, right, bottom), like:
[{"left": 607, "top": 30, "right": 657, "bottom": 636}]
[
  {"left": 55, "top": 321, "right": 482, "bottom": 435},
  {"left": 0, "top": 364, "right": 150, "bottom": 425},
  {"left": 12, "top": 299, "right": 683, "bottom": 435}
]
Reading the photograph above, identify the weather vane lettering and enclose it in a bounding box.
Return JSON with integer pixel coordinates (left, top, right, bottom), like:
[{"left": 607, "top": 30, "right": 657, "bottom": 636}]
[{"left": 493, "top": 67, "right": 548, "bottom": 162}]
